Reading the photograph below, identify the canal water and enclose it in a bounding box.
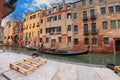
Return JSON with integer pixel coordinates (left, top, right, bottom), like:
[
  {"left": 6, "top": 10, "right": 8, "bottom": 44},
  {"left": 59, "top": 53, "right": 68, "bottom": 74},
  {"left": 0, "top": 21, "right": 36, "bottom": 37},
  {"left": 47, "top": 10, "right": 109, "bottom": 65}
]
[{"left": 0, "top": 46, "right": 120, "bottom": 66}]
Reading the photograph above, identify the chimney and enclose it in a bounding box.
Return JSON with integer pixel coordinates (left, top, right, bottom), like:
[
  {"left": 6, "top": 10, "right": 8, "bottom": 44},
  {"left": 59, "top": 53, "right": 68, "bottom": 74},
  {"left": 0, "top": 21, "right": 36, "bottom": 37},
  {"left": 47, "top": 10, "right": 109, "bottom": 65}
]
[{"left": 62, "top": 0, "right": 65, "bottom": 5}]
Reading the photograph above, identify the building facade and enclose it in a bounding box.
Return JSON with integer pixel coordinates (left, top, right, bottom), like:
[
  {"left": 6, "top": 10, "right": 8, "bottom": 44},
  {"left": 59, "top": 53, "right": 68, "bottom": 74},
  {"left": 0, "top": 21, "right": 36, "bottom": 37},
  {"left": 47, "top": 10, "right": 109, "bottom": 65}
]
[
  {"left": 23, "top": 10, "right": 44, "bottom": 47},
  {"left": 12, "top": 21, "right": 23, "bottom": 47},
  {"left": 4, "top": 20, "right": 23, "bottom": 47},
  {"left": 0, "top": 27, "right": 4, "bottom": 45},
  {"left": 41, "top": 0, "right": 120, "bottom": 52},
  {"left": 23, "top": 0, "right": 120, "bottom": 53},
  {"left": 80, "top": 0, "right": 120, "bottom": 52}
]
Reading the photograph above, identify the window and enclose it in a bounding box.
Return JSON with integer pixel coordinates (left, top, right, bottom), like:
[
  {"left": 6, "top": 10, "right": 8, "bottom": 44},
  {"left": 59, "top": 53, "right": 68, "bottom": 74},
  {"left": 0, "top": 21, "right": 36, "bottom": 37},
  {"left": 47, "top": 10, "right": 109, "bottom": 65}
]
[
  {"left": 30, "top": 16, "right": 32, "bottom": 20},
  {"left": 101, "top": 7, "right": 106, "bottom": 15},
  {"left": 40, "top": 38, "right": 42, "bottom": 42},
  {"left": 33, "top": 23, "right": 35, "bottom": 28},
  {"left": 29, "top": 24, "right": 31, "bottom": 28},
  {"left": 53, "top": 7, "right": 57, "bottom": 12},
  {"left": 56, "top": 26, "right": 61, "bottom": 32},
  {"left": 82, "top": 1, "right": 86, "bottom": 6},
  {"left": 111, "top": 20, "right": 116, "bottom": 29},
  {"left": 33, "top": 14, "right": 36, "bottom": 19},
  {"left": 84, "top": 38, "right": 89, "bottom": 45},
  {"left": 41, "top": 19, "right": 43, "bottom": 23},
  {"left": 118, "top": 20, "right": 120, "bottom": 28},
  {"left": 46, "top": 28, "right": 50, "bottom": 33},
  {"left": 83, "top": 11, "right": 87, "bottom": 19},
  {"left": 91, "top": 23, "right": 96, "bottom": 32},
  {"left": 46, "top": 38, "right": 49, "bottom": 43},
  {"left": 60, "top": 7, "right": 63, "bottom": 11},
  {"left": 66, "top": 6, "right": 70, "bottom": 10},
  {"left": 109, "top": 6, "right": 114, "bottom": 13},
  {"left": 99, "top": 0, "right": 104, "bottom": 2},
  {"left": 58, "top": 37, "right": 62, "bottom": 43},
  {"left": 47, "top": 17, "right": 50, "bottom": 22},
  {"left": 38, "top": 13, "right": 40, "bottom": 17},
  {"left": 37, "top": 22, "right": 39, "bottom": 27},
  {"left": 68, "top": 36, "right": 71, "bottom": 42},
  {"left": 104, "top": 37, "right": 109, "bottom": 45},
  {"left": 92, "top": 37, "right": 97, "bottom": 45},
  {"left": 73, "top": 13, "right": 77, "bottom": 19},
  {"left": 40, "top": 29, "right": 42, "bottom": 34},
  {"left": 74, "top": 25, "right": 78, "bottom": 32},
  {"left": 89, "top": 0, "right": 93, "bottom": 5},
  {"left": 90, "top": 9, "right": 95, "bottom": 16},
  {"left": 29, "top": 32, "right": 31, "bottom": 38},
  {"left": 58, "top": 15, "right": 61, "bottom": 20},
  {"left": 48, "top": 11, "right": 51, "bottom": 14},
  {"left": 74, "top": 38, "right": 78, "bottom": 45},
  {"left": 50, "top": 17, "right": 53, "bottom": 22},
  {"left": 67, "top": 13, "right": 72, "bottom": 19},
  {"left": 115, "top": 5, "right": 120, "bottom": 12},
  {"left": 68, "top": 25, "right": 71, "bottom": 31},
  {"left": 102, "top": 21, "right": 107, "bottom": 29},
  {"left": 53, "top": 16, "right": 57, "bottom": 21},
  {"left": 84, "top": 24, "right": 88, "bottom": 32},
  {"left": 73, "top": 3, "right": 77, "bottom": 9}
]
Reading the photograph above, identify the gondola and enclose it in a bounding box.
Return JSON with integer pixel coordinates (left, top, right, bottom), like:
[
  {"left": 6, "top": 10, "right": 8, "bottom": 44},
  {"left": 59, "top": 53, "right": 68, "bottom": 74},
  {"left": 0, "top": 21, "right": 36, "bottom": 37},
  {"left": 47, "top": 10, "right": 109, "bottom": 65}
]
[
  {"left": 25, "top": 45, "right": 37, "bottom": 50},
  {"left": 38, "top": 46, "right": 90, "bottom": 56}
]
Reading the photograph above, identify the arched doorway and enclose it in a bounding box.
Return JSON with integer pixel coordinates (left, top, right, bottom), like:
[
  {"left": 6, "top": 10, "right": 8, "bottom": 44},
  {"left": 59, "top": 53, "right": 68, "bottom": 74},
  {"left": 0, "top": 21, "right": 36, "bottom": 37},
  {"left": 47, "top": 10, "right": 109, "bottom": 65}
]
[{"left": 115, "top": 40, "right": 120, "bottom": 51}]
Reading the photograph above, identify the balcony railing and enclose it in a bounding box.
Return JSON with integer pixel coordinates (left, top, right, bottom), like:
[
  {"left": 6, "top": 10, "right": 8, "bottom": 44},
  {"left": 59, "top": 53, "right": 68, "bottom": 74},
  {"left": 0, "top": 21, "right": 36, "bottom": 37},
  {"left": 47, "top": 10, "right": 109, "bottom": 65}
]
[
  {"left": 84, "top": 30, "right": 89, "bottom": 35},
  {"left": 91, "top": 29, "right": 99, "bottom": 35},
  {"left": 90, "top": 15, "right": 96, "bottom": 20},
  {"left": 83, "top": 16, "right": 88, "bottom": 21}
]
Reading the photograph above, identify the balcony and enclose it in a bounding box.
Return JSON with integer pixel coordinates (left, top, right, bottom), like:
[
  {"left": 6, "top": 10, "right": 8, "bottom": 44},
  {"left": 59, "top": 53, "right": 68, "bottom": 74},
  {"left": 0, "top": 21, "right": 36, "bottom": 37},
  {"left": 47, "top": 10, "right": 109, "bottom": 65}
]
[
  {"left": 90, "top": 15, "right": 96, "bottom": 20},
  {"left": 2, "top": 0, "right": 17, "bottom": 18},
  {"left": 84, "top": 30, "right": 89, "bottom": 35},
  {"left": 83, "top": 16, "right": 88, "bottom": 21},
  {"left": 91, "top": 29, "right": 99, "bottom": 35}
]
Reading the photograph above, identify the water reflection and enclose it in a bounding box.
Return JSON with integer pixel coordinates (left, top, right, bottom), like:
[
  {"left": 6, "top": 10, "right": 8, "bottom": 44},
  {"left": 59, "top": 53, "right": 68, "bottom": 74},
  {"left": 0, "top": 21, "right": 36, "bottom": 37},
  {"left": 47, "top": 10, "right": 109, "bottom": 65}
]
[{"left": 0, "top": 46, "right": 120, "bottom": 65}]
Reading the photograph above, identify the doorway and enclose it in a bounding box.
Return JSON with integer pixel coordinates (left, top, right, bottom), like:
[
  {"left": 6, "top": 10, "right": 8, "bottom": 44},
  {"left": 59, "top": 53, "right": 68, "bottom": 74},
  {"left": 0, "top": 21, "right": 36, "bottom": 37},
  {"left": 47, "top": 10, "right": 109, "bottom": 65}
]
[
  {"left": 51, "top": 39, "right": 56, "bottom": 48},
  {"left": 115, "top": 40, "right": 120, "bottom": 51}
]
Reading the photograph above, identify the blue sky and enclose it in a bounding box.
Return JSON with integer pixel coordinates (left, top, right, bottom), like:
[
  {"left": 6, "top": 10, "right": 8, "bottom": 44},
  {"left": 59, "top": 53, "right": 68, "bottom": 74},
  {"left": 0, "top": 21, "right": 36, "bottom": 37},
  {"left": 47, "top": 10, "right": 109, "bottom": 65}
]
[{"left": 2, "top": 0, "right": 77, "bottom": 27}]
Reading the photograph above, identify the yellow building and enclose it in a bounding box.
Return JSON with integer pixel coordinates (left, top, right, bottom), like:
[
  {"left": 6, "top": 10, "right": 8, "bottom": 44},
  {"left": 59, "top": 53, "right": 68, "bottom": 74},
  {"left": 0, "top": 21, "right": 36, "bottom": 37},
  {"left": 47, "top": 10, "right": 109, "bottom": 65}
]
[
  {"left": 4, "top": 20, "right": 13, "bottom": 46},
  {"left": 23, "top": 10, "right": 44, "bottom": 47}
]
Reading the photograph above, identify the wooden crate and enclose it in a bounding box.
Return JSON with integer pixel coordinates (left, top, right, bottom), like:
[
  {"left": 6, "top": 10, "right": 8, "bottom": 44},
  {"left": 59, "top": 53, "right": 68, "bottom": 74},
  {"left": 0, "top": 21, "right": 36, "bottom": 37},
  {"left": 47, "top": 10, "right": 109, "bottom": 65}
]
[{"left": 10, "top": 57, "right": 47, "bottom": 75}]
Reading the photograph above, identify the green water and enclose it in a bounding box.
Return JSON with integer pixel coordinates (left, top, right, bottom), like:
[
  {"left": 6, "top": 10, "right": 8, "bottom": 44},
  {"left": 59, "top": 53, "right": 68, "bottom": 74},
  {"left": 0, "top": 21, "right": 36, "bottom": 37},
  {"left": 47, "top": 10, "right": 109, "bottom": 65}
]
[{"left": 0, "top": 46, "right": 120, "bottom": 65}]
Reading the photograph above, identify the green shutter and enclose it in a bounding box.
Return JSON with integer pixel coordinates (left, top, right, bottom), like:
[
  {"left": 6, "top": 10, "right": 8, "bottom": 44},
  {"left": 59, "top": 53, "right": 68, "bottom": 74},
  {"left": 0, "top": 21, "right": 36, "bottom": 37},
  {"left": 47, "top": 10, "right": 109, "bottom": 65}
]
[
  {"left": 111, "top": 20, "right": 116, "bottom": 29},
  {"left": 92, "top": 23, "right": 96, "bottom": 31},
  {"left": 84, "top": 24, "right": 88, "bottom": 31},
  {"left": 73, "top": 3, "right": 76, "bottom": 9},
  {"left": 118, "top": 20, "right": 120, "bottom": 28}
]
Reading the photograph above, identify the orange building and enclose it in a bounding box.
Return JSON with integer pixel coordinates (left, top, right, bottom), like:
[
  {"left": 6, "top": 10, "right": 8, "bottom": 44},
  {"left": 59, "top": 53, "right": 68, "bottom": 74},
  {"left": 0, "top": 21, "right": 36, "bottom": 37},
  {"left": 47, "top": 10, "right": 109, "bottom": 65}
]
[
  {"left": 12, "top": 21, "right": 23, "bottom": 47},
  {"left": 23, "top": 10, "right": 44, "bottom": 47},
  {"left": 4, "top": 20, "right": 23, "bottom": 47}
]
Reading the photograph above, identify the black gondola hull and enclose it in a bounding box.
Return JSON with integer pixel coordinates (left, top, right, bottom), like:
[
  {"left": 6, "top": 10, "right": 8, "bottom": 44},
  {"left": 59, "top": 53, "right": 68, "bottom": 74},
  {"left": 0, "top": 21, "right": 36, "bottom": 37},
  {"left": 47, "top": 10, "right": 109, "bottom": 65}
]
[{"left": 38, "top": 49, "right": 89, "bottom": 56}]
